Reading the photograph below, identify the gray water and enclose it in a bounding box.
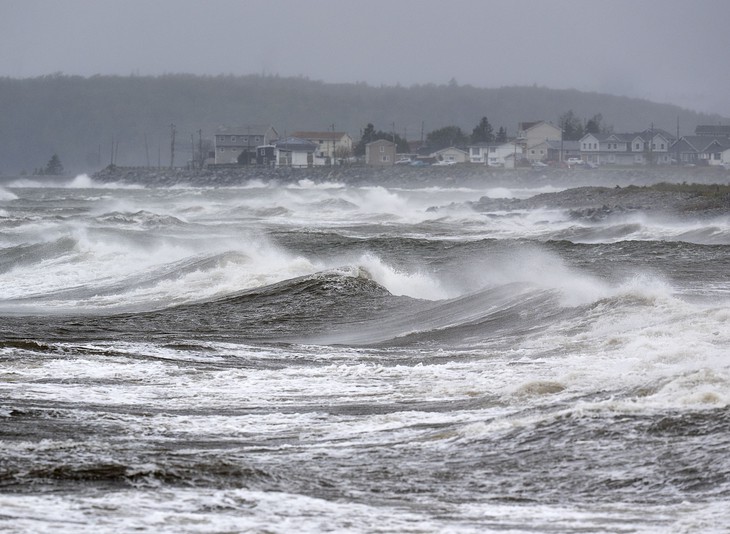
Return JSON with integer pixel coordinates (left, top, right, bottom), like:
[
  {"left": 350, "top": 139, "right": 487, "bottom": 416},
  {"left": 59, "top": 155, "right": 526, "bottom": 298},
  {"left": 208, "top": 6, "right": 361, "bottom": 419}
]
[{"left": 1, "top": 174, "right": 729, "bottom": 533}]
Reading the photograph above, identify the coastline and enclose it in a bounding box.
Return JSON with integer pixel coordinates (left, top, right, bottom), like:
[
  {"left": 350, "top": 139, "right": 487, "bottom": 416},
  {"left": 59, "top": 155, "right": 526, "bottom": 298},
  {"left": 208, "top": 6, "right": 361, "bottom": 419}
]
[{"left": 89, "top": 163, "right": 730, "bottom": 189}]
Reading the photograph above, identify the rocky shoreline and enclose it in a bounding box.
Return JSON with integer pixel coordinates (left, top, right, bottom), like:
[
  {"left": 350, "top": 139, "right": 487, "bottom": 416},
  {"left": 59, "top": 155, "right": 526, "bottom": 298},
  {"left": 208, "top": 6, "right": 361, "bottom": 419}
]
[
  {"left": 92, "top": 163, "right": 730, "bottom": 190},
  {"left": 90, "top": 164, "right": 730, "bottom": 218}
]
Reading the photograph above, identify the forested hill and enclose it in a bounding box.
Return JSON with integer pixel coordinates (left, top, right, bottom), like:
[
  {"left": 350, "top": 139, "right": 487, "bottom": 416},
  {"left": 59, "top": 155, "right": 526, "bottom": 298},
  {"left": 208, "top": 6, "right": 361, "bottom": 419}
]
[{"left": 1, "top": 74, "right": 726, "bottom": 174}]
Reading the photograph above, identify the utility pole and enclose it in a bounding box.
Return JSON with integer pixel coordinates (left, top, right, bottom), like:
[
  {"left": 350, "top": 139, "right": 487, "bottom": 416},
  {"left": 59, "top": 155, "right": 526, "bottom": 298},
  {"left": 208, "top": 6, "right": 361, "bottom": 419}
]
[
  {"left": 144, "top": 133, "right": 150, "bottom": 167},
  {"left": 191, "top": 133, "right": 195, "bottom": 170},
  {"left": 170, "top": 123, "right": 176, "bottom": 169},
  {"left": 331, "top": 123, "right": 335, "bottom": 165},
  {"left": 198, "top": 129, "right": 203, "bottom": 169}
]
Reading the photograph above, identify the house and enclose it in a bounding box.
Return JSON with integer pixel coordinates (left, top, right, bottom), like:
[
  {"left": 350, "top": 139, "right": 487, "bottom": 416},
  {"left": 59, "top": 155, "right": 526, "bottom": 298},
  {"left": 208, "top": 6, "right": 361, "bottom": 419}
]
[
  {"left": 256, "top": 145, "right": 276, "bottom": 166},
  {"left": 273, "top": 137, "right": 318, "bottom": 167},
  {"left": 517, "top": 121, "right": 562, "bottom": 150},
  {"left": 722, "top": 148, "right": 730, "bottom": 168},
  {"left": 671, "top": 136, "right": 730, "bottom": 165},
  {"left": 469, "top": 142, "right": 522, "bottom": 166},
  {"left": 292, "top": 131, "right": 354, "bottom": 164},
  {"left": 580, "top": 129, "right": 675, "bottom": 165},
  {"left": 431, "top": 147, "right": 468, "bottom": 164},
  {"left": 695, "top": 125, "right": 730, "bottom": 138},
  {"left": 214, "top": 125, "right": 279, "bottom": 164},
  {"left": 365, "top": 139, "right": 396, "bottom": 166}
]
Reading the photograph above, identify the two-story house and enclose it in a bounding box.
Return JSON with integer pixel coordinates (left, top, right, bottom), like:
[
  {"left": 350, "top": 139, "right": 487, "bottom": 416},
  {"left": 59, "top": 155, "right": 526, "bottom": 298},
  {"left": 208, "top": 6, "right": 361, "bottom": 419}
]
[
  {"left": 214, "top": 125, "right": 279, "bottom": 165},
  {"left": 580, "top": 129, "right": 674, "bottom": 165},
  {"left": 365, "top": 139, "right": 396, "bottom": 166},
  {"left": 517, "top": 121, "right": 562, "bottom": 161},
  {"left": 469, "top": 142, "right": 523, "bottom": 166},
  {"left": 292, "top": 131, "right": 354, "bottom": 164}
]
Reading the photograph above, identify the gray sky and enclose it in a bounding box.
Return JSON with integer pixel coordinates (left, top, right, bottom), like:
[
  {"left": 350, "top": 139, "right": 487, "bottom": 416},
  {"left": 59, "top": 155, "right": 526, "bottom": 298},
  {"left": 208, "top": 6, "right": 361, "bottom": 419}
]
[{"left": 2, "top": 0, "right": 729, "bottom": 116}]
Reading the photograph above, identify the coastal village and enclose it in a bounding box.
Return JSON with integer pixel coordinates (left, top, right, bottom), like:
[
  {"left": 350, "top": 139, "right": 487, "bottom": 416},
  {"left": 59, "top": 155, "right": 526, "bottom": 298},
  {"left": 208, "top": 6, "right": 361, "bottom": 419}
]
[{"left": 209, "top": 121, "right": 730, "bottom": 171}]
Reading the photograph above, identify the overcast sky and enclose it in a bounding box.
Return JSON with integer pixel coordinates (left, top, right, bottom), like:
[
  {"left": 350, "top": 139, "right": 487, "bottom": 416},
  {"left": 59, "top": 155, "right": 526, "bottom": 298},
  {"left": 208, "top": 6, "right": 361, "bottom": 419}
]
[{"left": 2, "top": 0, "right": 729, "bottom": 116}]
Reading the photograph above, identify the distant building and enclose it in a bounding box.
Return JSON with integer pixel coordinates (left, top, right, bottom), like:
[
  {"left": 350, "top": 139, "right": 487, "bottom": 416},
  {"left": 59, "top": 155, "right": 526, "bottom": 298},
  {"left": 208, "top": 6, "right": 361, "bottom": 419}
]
[
  {"left": 431, "top": 147, "right": 469, "bottom": 163},
  {"left": 365, "top": 139, "right": 396, "bottom": 166},
  {"left": 292, "top": 131, "right": 354, "bottom": 163},
  {"left": 517, "top": 121, "right": 562, "bottom": 151},
  {"left": 673, "top": 136, "right": 730, "bottom": 166},
  {"left": 214, "top": 125, "right": 279, "bottom": 164},
  {"left": 580, "top": 129, "right": 675, "bottom": 165},
  {"left": 695, "top": 125, "right": 730, "bottom": 138},
  {"left": 469, "top": 142, "right": 522, "bottom": 166},
  {"left": 273, "top": 137, "right": 318, "bottom": 167}
]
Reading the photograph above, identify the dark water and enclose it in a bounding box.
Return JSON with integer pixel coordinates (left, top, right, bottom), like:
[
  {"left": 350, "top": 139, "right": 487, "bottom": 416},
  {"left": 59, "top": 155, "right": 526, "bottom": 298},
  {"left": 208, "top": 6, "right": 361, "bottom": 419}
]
[{"left": 1, "top": 175, "right": 729, "bottom": 533}]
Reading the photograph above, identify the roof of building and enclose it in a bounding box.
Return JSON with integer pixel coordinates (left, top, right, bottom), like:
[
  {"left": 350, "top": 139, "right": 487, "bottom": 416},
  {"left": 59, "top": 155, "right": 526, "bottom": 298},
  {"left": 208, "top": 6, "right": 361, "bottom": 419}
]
[
  {"left": 216, "top": 125, "right": 276, "bottom": 136},
  {"left": 274, "top": 137, "right": 319, "bottom": 151},
  {"left": 695, "top": 125, "right": 730, "bottom": 137},
  {"left": 366, "top": 139, "right": 395, "bottom": 146},
  {"left": 292, "top": 131, "right": 350, "bottom": 141}
]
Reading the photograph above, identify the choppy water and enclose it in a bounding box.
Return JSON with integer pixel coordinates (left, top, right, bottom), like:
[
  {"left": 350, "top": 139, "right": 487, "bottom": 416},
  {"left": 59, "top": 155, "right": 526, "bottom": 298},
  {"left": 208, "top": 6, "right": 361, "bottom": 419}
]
[{"left": 1, "top": 173, "right": 729, "bottom": 533}]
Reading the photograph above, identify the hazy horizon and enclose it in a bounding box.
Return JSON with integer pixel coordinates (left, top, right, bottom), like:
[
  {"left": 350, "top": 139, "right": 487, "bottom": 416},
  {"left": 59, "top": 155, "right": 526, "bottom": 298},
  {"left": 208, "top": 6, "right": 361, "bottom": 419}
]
[{"left": 2, "top": 0, "right": 729, "bottom": 117}]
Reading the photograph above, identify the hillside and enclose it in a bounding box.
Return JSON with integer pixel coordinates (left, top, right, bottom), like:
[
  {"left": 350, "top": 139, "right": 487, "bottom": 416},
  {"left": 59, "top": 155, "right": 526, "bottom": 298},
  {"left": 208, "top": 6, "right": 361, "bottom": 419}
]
[{"left": 0, "top": 74, "right": 726, "bottom": 174}]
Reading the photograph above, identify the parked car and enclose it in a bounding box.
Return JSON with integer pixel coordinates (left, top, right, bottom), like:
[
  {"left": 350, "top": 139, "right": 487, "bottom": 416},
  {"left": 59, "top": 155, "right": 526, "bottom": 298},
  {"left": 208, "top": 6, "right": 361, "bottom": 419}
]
[
  {"left": 395, "top": 158, "right": 412, "bottom": 165},
  {"left": 410, "top": 160, "right": 429, "bottom": 167},
  {"left": 567, "top": 158, "right": 584, "bottom": 166},
  {"left": 432, "top": 160, "right": 456, "bottom": 166},
  {"left": 531, "top": 161, "right": 548, "bottom": 168}
]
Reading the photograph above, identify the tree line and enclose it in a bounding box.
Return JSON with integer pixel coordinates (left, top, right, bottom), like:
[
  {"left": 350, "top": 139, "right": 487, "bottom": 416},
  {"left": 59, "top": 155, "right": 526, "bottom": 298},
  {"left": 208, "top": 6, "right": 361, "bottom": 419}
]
[{"left": 0, "top": 74, "right": 721, "bottom": 173}]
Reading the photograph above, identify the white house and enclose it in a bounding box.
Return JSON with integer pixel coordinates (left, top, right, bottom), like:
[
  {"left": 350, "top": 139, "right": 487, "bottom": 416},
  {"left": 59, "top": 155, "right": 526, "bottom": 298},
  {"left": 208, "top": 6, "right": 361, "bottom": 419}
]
[
  {"left": 721, "top": 148, "right": 730, "bottom": 168},
  {"left": 580, "top": 129, "right": 674, "bottom": 165},
  {"left": 431, "top": 147, "right": 468, "bottom": 163},
  {"left": 469, "top": 142, "right": 522, "bottom": 166},
  {"left": 292, "top": 131, "right": 354, "bottom": 164},
  {"left": 273, "top": 137, "right": 318, "bottom": 167}
]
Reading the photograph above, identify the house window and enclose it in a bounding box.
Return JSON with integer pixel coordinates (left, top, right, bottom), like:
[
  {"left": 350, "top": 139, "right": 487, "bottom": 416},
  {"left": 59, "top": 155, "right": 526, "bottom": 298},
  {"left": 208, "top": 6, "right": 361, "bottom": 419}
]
[
  {"left": 382, "top": 155, "right": 389, "bottom": 162},
  {"left": 661, "top": 143, "right": 665, "bottom": 150},
  {"left": 582, "top": 143, "right": 586, "bottom": 150},
  {"left": 255, "top": 137, "right": 261, "bottom": 142},
  {"left": 231, "top": 136, "right": 236, "bottom": 142},
  {"left": 380, "top": 146, "right": 384, "bottom": 153},
  {"left": 635, "top": 143, "right": 640, "bottom": 150}
]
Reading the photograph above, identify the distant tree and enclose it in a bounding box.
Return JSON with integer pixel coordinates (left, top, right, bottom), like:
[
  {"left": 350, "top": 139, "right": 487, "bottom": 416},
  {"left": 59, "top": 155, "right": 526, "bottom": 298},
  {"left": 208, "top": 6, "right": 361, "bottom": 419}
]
[
  {"left": 559, "top": 110, "right": 584, "bottom": 141},
  {"left": 426, "top": 126, "right": 469, "bottom": 150},
  {"left": 354, "top": 123, "right": 408, "bottom": 156},
  {"left": 495, "top": 126, "right": 507, "bottom": 143},
  {"left": 585, "top": 113, "right": 604, "bottom": 135},
  {"left": 43, "top": 153, "right": 64, "bottom": 175},
  {"left": 354, "top": 123, "right": 376, "bottom": 156},
  {"left": 471, "top": 117, "right": 494, "bottom": 144}
]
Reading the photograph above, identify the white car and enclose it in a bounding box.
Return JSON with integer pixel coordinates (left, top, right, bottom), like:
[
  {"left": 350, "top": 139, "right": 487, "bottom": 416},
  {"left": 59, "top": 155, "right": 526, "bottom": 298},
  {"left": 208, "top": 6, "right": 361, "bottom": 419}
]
[
  {"left": 567, "top": 158, "right": 583, "bottom": 165},
  {"left": 433, "top": 160, "right": 456, "bottom": 166}
]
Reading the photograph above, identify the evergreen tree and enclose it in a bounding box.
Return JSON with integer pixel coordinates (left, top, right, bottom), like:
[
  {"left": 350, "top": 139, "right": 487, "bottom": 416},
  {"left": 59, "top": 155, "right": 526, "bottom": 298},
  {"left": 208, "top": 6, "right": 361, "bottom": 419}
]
[
  {"left": 354, "top": 123, "right": 408, "bottom": 155},
  {"left": 495, "top": 126, "right": 507, "bottom": 143},
  {"left": 426, "top": 126, "right": 469, "bottom": 150},
  {"left": 43, "top": 154, "right": 64, "bottom": 175},
  {"left": 585, "top": 113, "right": 604, "bottom": 134},
  {"left": 559, "top": 110, "right": 584, "bottom": 141},
  {"left": 471, "top": 116, "right": 494, "bottom": 144}
]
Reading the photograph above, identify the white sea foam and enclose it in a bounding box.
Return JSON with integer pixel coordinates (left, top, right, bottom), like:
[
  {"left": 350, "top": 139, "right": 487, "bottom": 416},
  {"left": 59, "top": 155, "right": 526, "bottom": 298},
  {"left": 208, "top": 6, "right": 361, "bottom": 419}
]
[{"left": 0, "top": 186, "right": 18, "bottom": 200}]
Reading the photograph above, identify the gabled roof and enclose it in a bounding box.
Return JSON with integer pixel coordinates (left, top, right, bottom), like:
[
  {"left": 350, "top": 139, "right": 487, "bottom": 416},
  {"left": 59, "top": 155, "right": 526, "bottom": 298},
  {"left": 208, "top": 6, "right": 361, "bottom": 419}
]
[
  {"left": 274, "top": 137, "right": 318, "bottom": 151},
  {"left": 695, "top": 125, "right": 730, "bottom": 137},
  {"left": 519, "top": 120, "right": 560, "bottom": 132},
  {"left": 216, "top": 124, "right": 277, "bottom": 136},
  {"left": 431, "top": 147, "right": 468, "bottom": 156},
  {"left": 366, "top": 139, "right": 395, "bottom": 147},
  {"left": 292, "top": 131, "right": 350, "bottom": 141},
  {"left": 673, "top": 136, "right": 730, "bottom": 153}
]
